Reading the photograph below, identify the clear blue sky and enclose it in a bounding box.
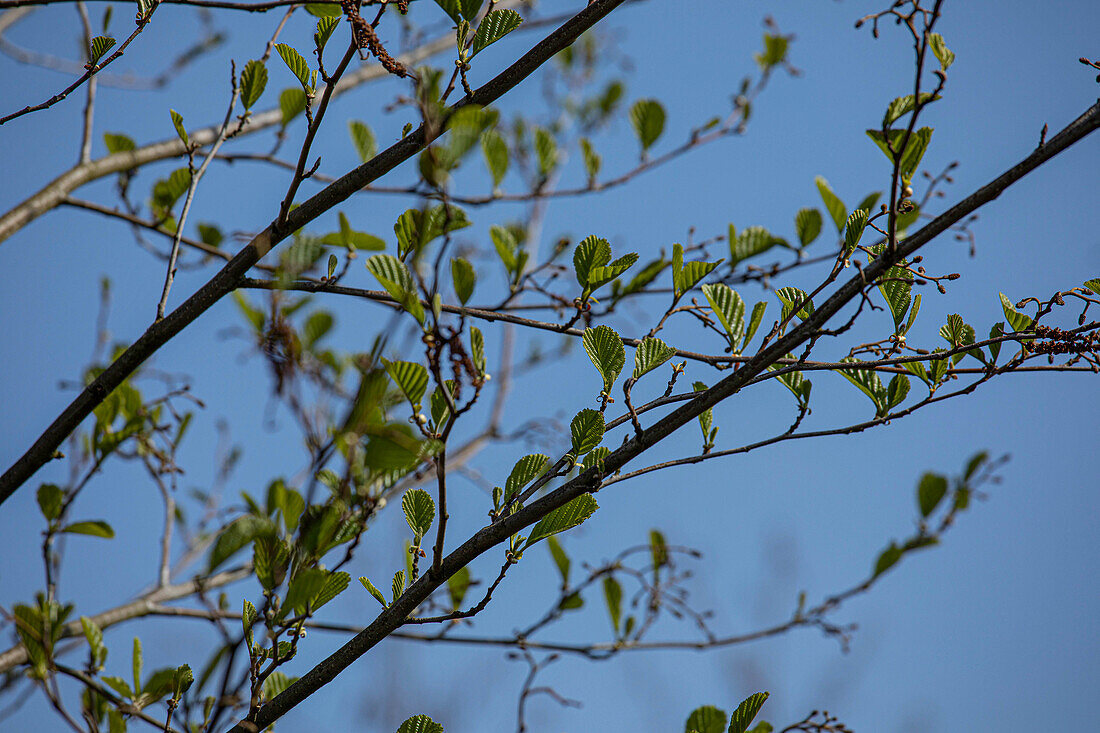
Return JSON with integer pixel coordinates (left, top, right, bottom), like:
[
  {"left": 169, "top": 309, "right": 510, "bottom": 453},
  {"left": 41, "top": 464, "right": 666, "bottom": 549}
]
[{"left": 1, "top": 1, "right": 1097, "bottom": 731}]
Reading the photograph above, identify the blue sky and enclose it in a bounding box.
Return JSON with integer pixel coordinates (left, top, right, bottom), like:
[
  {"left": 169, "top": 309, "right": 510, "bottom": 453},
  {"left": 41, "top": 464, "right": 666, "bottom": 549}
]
[{"left": 1, "top": 1, "right": 1098, "bottom": 731}]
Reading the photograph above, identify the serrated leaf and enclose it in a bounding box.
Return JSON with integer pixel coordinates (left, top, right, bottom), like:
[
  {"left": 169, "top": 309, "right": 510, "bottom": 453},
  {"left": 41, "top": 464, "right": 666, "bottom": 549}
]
[
  {"left": 844, "top": 209, "right": 869, "bottom": 254},
  {"left": 928, "top": 32, "right": 955, "bottom": 71},
  {"left": 359, "top": 576, "right": 388, "bottom": 607},
  {"left": 815, "top": 176, "right": 847, "bottom": 233},
  {"left": 693, "top": 381, "right": 714, "bottom": 445},
  {"left": 523, "top": 494, "right": 598, "bottom": 549},
  {"left": 61, "top": 520, "right": 115, "bottom": 538},
  {"left": 866, "top": 127, "right": 933, "bottom": 183},
  {"left": 768, "top": 357, "right": 811, "bottom": 407},
  {"left": 602, "top": 576, "right": 623, "bottom": 634},
  {"left": 917, "top": 473, "right": 948, "bottom": 517},
  {"left": 313, "top": 571, "right": 350, "bottom": 610},
  {"left": 402, "top": 489, "right": 436, "bottom": 538},
  {"left": 208, "top": 515, "right": 275, "bottom": 572},
  {"left": 629, "top": 98, "right": 666, "bottom": 152},
  {"left": 450, "top": 258, "right": 476, "bottom": 304},
  {"left": 480, "top": 129, "right": 509, "bottom": 187},
  {"left": 240, "top": 60, "right": 267, "bottom": 111},
  {"left": 348, "top": 120, "right": 377, "bottom": 162},
  {"left": 469, "top": 326, "right": 486, "bottom": 375},
  {"left": 836, "top": 358, "right": 887, "bottom": 415},
  {"left": 89, "top": 35, "right": 116, "bottom": 64},
  {"left": 170, "top": 108, "right": 190, "bottom": 144},
  {"left": 504, "top": 454, "right": 550, "bottom": 501},
  {"left": 470, "top": 9, "right": 523, "bottom": 58},
  {"left": 315, "top": 16, "right": 339, "bottom": 51},
  {"left": 305, "top": 2, "right": 341, "bottom": 17},
  {"left": 729, "top": 692, "right": 770, "bottom": 733},
  {"left": 1082, "top": 278, "right": 1100, "bottom": 296},
  {"left": 533, "top": 126, "right": 558, "bottom": 177},
  {"left": 672, "top": 242, "right": 721, "bottom": 296},
  {"left": 394, "top": 205, "right": 471, "bottom": 258},
  {"left": 547, "top": 535, "right": 570, "bottom": 584},
  {"left": 729, "top": 225, "right": 783, "bottom": 265},
  {"left": 366, "top": 254, "right": 424, "bottom": 325},
  {"left": 570, "top": 409, "right": 605, "bottom": 456},
  {"left": 794, "top": 208, "right": 822, "bottom": 247},
  {"left": 103, "top": 132, "right": 135, "bottom": 154},
  {"left": 744, "top": 301, "right": 767, "bottom": 348},
  {"left": 36, "top": 483, "right": 64, "bottom": 521},
  {"left": 879, "top": 264, "right": 913, "bottom": 332},
  {"left": 102, "top": 676, "right": 134, "bottom": 701},
  {"left": 385, "top": 360, "right": 429, "bottom": 409},
  {"left": 263, "top": 671, "right": 297, "bottom": 700},
  {"left": 396, "top": 715, "right": 444, "bottom": 733},
  {"left": 702, "top": 283, "right": 745, "bottom": 347},
  {"left": 883, "top": 93, "right": 940, "bottom": 126},
  {"left": 633, "top": 336, "right": 676, "bottom": 379},
  {"left": 279, "top": 87, "right": 306, "bottom": 126},
  {"left": 574, "top": 235, "right": 611, "bottom": 288},
  {"left": 274, "top": 43, "right": 312, "bottom": 90},
  {"left": 999, "top": 292, "right": 1033, "bottom": 332},
  {"left": 686, "top": 705, "right": 727, "bottom": 733},
  {"left": 583, "top": 325, "right": 625, "bottom": 394},
  {"left": 283, "top": 567, "right": 326, "bottom": 614},
  {"left": 886, "top": 373, "right": 909, "bottom": 409},
  {"left": 391, "top": 571, "right": 406, "bottom": 602},
  {"left": 776, "top": 287, "right": 814, "bottom": 322}
]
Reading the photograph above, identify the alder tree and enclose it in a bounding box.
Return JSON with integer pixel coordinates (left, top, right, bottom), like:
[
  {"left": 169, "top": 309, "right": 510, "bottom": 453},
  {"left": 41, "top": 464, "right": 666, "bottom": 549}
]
[{"left": 1, "top": 1, "right": 1098, "bottom": 731}]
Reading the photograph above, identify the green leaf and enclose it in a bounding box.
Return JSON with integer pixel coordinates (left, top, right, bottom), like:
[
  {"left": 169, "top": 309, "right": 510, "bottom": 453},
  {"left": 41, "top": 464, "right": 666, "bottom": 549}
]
[
  {"left": 396, "top": 715, "right": 444, "bottom": 733},
  {"left": 391, "top": 571, "right": 406, "bottom": 602},
  {"left": 450, "top": 258, "right": 476, "bottom": 305},
  {"left": 602, "top": 576, "right": 623, "bottom": 634},
  {"left": 580, "top": 137, "right": 601, "bottom": 182},
  {"left": 470, "top": 9, "right": 523, "bottom": 58},
  {"left": 242, "top": 599, "right": 257, "bottom": 641},
  {"left": 866, "top": 128, "right": 933, "bottom": 183},
  {"left": 359, "top": 576, "right": 388, "bottom": 608},
  {"left": 348, "top": 120, "right": 377, "bottom": 162},
  {"left": 89, "top": 35, "right": 116, "bottom": 65},
  {"left": 883, "top": 93, "right": 940, "bottom": 126},
  {"left": 999, "top": 292, "right": 1033, "bottom": 332},
  {"left": 102, "top": 676, "right": 134, "bottom": 701},
  {"left": 315, "top": 16, "right": 339, "bottom": 51},
  {"left": 305, "top": 3, "right": 341, "bottom": 17},
  {"left": 61, "top": 520, "right": 115, "bottom": 539},
  {"left": 743, "top": 301, "right": 767, "bottom": 348},
  {"left": 570, "top": 409, "right": 605, "bottom": 456},
  {"left": 702, "top": 283, "right": 745, "bottom": 348},
  {"left": 36, "top": 483, "right": 64, "bottom": 521},
  {"left": 693, "top": 381, "right": 715, "bottom": 447},
  {"left": 480, "top": 129, "right": 509, "bottom": 187},
  {"left": 240, "top": 60, "right": 267, "bottom": 111},
  {"left": 547, "top": 535, "right": 570, "bottom": 584},
  {"left": 672, "top": 242, "right": 721, "bottom": 296},
  {"left": 207, "top": 515, "right": 275, "bottom": 572},
  {"left": 313, "top": 571, "right": 350, "bottom": 610},
  {"left": 279, "top": 88, "right": 306, "bottom": 126},
  {"left": 523, "top": 494, "right": 598, "bottom": 549},
  {"left": 385, "top": 360, "right": 429, "bottom": 409},
  {"left": 447, "top": 566, "right": 471, "bottom": 608},
  {"left": 629, "top": 98, "right": 666, "bottom": 152},
  {"left": 394, "top": 205, "right": 471, "bottom": 258},
  {"left": 168, "top": 109, "right": 189, "bottom": 148},
  {"left": 302, "top": 311, "right": 333, "bottom": 349},
  {"left": 729, "top": 692, "right": 770, "bottom": 733},
  {"left": 872, "top": 541, "right": 903, "bottom": 578},
  {"left": 917, "top": 473, "right": 948, "bottom": 517},
  {"left": 729, "top": 226, "right": 785, "bottom": 266},
  {"left": 1081, "top": 278, "right": 1100, "bottom": 296},
  {"left": 469, "top": 326, "right": 486, "bottom": 376},
  {"left": 366, "top": 254, "right": 424, "bottom": 325},
  {"left": 878, "top": 263, "right": 913, "bottom": 332},
  {"left": 583, "top": 325, "right": 626, "bottom": 394},
  {"left": 504, "top": 454, "right": 550, "bottom": 501},
  {"left": 402, "top": 489, "right": 436, "bottom": 538},
  {"left": 633, "top": 336, "right": 676, "bottom": 379},
  {"left": 274, "top": 43, "right": 313, "bottom": 90},
  {"left": 263, "top": 671, "right": 297, "bottom": 700},
  {"left": 844, "top": 209, "right": 869, "bottom": 254},
  {"left": 928, "top": 32, "right": 955, "bottom": 71},
  {"left": 754, "top": 33, "right": 788, "bottom": 69},
  {"left": 649, "top": 528, "right": 668, "bottom": 571},
  {"left": 836, "top": 358, "right": 887, "bottom": 416},
  {"left": 533, "top": 126, "right": 558, "bottom": 177},
  {"left": 776, "top": 287, "right": 814, "bottom": 322},
  {"left": 574, "top": 235, "right": 611, "bottom": 288},
  {"left": 282, "top": 568, "right": 326, "bottom": 615},
  {"left": 886, "top": 373, "right": 909, "bottom": 409},
  {"left": 81, "top": 616, "right": 106, "bottom": 668},
  {"left": 686, "top": 705, "right": 727, "bottom": 733},
  {"left": 131, "top": 637, "right": 143, "bottom": 696},
  {"left": 768, "top": 358, "right": 812, "bottom": 407},
  {"left": 103, "top": 132, "right": 135, "bottom": 154},
  {"left": 815, "top": 176, "right": 847, "bottom": 233},
  {"left": 794, "top": 208, "right": 822, "bottom": 247}
]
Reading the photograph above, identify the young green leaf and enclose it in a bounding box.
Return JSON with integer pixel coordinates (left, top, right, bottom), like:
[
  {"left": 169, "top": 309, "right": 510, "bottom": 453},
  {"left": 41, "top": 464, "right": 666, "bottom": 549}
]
[
  {"left": 580, "top": 137, "right": 601, "bottom": 182},
  {"left": 523, "top": 494, "right": 598, "bottom": 549},
  {"left": 836, "top": 358, "right": 887, "bottom": 416},
  {"left": 274, "top": 43, "right": 313, "bottom": 90},
  {"left": 583, "top": 325, "right": 626, "bottom": 394},
  {"left": 384, "top": 360, "right": 429, "bottom": 409},
  {"left": 504, "top": 454, "right": 550, "bottom": 501},
  {"left": 883, "top": 92, "right": 940, "bottom": 126},
  {"left": 547, "top": 535, "right": 571, "bottom": 585},
  {"left": 999, "top": 292, "right": 1033, "bottom": 332},
  {"left": 879, "top": 264, "right": 912, "bottom": 332},
  {"left": 169, "top": 109, "right": 189, "bottom": 148},
  {"left": 632, "top": 336, "right": 676, "bottom": 379},
  {"left": 815, "top": 176, "right": 848, "bottom": 233},
  {"left": 240, "top": 60, "right": 267, "bottom": 111},
  {"left": 103, "top": 132, "right": 135, "bottom": 154},
  {"left": 359, "top": 576, "right": 388, "bottom": 608},
  {"left": 574, "top": 235, "right": 612, "bottom": 288},
  {"left": 396, "top": 715, "right": 444, "bottom": 733},
  {"left": 743, "top": 301, "right": 767, "bottom": 348},
  {"left": 794, "top": 208, "right": 822, "bottom": 247},
  {"left": 729, "top": 692, "right": 770, "bottom": 733},
  {"left": 602, "top": 575, "right": 623, "bottom": 634},
  {"left": 450, "top": 257, "right": 476, "bottom": 304},
  {"left": 917, "top": 473, "right": 948, "bottom": 517},
  {"left": 348, "top": 120, "right": 377, "bottom": 162},
  {"left": 672, "top": 242, "right": 721, "bottom": 296},
  {"left": 629, "top": 98, "right": 666, "bottom": 152},
  {"left": 89, "top": 35, "right": 116, "bottom": 65},
  {"left": 366, "top": 254, "right": 424, "bottom": 325},
  {"left": 928, "top": 32, "right": 955, "bottom": 71},
  {"left": 776, "top": 287, "right": 814, "bottom": 322},
  {"left": 886, "top": 373, "right": 910, "bottom": 409},
  {"left": 480, "top": 129, "right": 509, "bottom": 187},
  {"left": 446, "top": 566, "right": 471, "bottom": 608},
  {"left": 533, "top": 126, "right": 558, "bottom": 177},
  {"left": 402, "top": 489, "right": 436, "bottom": 538},
  {"left": 391, "top": 571, "right": 406, "bottom": 602},
  {"left": 872, "top": 541, "right": 903, "bottom": 578},
  {"left": 279, "top": 88, "right": 306, "bottom": 126},
  {"left": 61, "top": 520, "right": 115, "bottom": 538},
  {"left": 36, "top": 483, "right": 64, "bottom": 521},
  {"left": 315, "top": 16, "right": 339, "bottom": 51},
  {"left": 469, "top": 326, "right": 486, "bottom": 376},
  {"left": 570, "top": 409, "right": 605, "bottom": 456},
  {"left": 685, "top": 705, "right": 727, "bottom": 733},
  {"left": 470, "top": 9, "right": 523, "bottom": 58},
  {"left": 844, "top": 209, "right": 869, "bottom": 254},
  {"left": 702, "top": 283, "right": 746, "bottom": 347},
  {"left": 312, "top": 571, "right": 350, "bottom": 610}
]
